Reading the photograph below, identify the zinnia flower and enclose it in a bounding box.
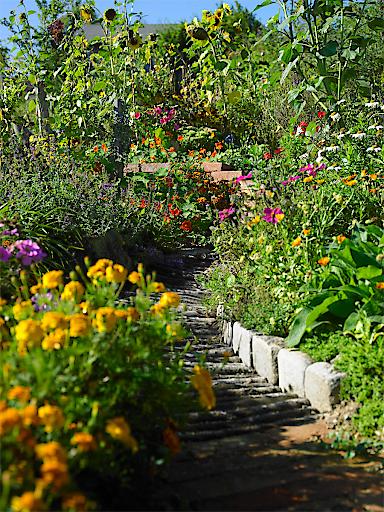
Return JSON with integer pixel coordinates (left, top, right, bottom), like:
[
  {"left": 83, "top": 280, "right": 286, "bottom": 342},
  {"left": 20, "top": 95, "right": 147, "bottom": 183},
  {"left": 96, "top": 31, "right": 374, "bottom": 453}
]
[
  {"left": 262, "top": 208, "right": 284, "bottom": 224},
  {"left": 318, "top": 256, "right": 330, "bottom": 266}
]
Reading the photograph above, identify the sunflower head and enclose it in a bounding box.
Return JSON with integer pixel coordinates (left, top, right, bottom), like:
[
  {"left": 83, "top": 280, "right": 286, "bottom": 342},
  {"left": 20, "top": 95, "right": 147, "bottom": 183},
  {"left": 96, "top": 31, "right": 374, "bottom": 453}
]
[{"left": 103, "top": 8, "right": 117, "bottom": 23}]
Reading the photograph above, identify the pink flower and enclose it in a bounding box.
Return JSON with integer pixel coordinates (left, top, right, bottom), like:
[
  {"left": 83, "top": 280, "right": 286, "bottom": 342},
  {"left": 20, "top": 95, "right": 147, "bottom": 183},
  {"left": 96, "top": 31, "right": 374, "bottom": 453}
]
[
  {"left": 235, "top": 172, "right": 252, "bottom": 183},
  {"left": 160, "top": 117, "right": 167, "bottom": 125},
  {"left": 218, "top": 207, "right": 235, "bottom": 222},
  {"left": 281, "top": 175, "right": 301, "bottom": 186},
  {"left": 134, "top": 112, "right": 141, "bottom": 119},
  {"left": 262, "top": 207, "right": 284, "bottom": 224},
  {"left": 274, "top": 147, "right": 284, "bottom": 155},
  {"left": 154, "top": 106, "right": 162, "bottom": 115}
]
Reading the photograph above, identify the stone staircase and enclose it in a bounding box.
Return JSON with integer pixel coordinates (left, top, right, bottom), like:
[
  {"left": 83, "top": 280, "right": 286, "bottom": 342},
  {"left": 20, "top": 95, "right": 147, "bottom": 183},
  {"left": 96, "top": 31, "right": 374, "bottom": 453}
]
[{"left": 140, "top": 248, "right": 383, "bottom": 511}]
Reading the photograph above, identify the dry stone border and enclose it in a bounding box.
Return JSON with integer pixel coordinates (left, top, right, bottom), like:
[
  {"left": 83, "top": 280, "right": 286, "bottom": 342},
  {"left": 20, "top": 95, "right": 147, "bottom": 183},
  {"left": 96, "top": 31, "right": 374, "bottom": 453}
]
[{"left": 219, "top": 312, "right": 346, "bottom": 413}]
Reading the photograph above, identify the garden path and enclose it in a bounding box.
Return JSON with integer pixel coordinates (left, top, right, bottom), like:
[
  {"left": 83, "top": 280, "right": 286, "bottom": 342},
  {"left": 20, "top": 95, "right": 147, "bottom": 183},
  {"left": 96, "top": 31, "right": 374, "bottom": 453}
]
[{"left": 139, "top": 248, "right": 384, "bottom": 511}]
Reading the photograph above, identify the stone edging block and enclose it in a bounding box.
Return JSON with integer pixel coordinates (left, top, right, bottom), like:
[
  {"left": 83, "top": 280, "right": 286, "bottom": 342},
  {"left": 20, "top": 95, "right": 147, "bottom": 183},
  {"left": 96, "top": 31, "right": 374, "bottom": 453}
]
[
  {"left": 304, "top": 362, "right": 346, "bottom": 412},
  {"left": 217, "top": 320, "right": 346, "bottom": 412}
]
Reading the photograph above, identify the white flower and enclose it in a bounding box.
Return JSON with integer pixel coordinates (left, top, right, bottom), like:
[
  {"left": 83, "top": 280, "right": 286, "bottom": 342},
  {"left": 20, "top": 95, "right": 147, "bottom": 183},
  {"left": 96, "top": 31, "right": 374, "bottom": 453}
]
[
  {"left": 376, "top": 125, "right": 383, "bottom": 130},
  {"left": 351, "top": 131, "right": 366, "bottom": 139},
  {"left": 365, "top": 102, "right": 379, "bottom": 108},
  {"left": 325, "top": 145, "right": 340, "bottom": 152},
  {"left": 299, "top": 152, "right": 309, "bottom": 160},
  {"left": 330, "top": 112, "right": 341, "bottom": 122},
  {"left": 336, "top": 131, "right": 349, "bottom": 139},
  {"left": 316, "top": 151, "right": 324, "bottom": 164},
  {"left": 368, "top": 124, "right": 383, "bottom": 131},
  {"left": 367, "top": 145, "right": 381, "bottom": 153},
  {"left": 328, "top": 165, "right": 342, "bottom": 171}
]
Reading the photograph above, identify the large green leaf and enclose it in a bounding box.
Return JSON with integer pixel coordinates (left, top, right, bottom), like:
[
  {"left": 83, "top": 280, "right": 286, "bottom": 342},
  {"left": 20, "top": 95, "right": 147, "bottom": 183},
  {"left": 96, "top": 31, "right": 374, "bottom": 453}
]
[
  {"left": 356, "top": 265, "right": 382, "bottom": 280},
  {"left": 286, "top": 307, "right": 311, "bottom": 347},
  {"left": 319, "top": 41, "right": 338, "bottom": 57}
]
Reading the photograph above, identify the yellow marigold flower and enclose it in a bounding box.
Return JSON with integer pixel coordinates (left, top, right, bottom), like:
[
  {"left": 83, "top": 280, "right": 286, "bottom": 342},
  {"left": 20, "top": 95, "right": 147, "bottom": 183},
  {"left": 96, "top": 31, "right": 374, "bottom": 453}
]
[
  {"left": 316, "top": 179, "right": 325, "bottom": 185},
  {"left": 69, "top": 314, "right": 91, "bottom": 337},
  {"left": 197, "top": 197, "right": 207, "bottom": 204},
  {"left": 41, "top": 312, "right": 68, "bottom": 331},
  {"left": 291, "top": 237, "right": 302, "bottom": 248},
  {"left": 13, "top": 301, "right": 34, "bottom": 321},
  {"left": 106, "top": 417, "right": 138, "bottom": 452},
  {"left": 11, "top": 492, "right": 45, "bottom": 512},
  {"left": 93, "top": 307, "right": 117, "bottom": 333},
  {"left": 21, "top": 404, "right": 39, "bottom": 427},
  {"left": 0, "top": 400, "right": 7, "bottom": 412},
  {"left": 191, "top": 365, "right": 216, "bottom": 410},
  {"left": 275, "top": 213, "right": 285, "bottom": 222},
  {"left": 149, "top": 281, "right": 166, "bottom": 293},
  {"left": 70, "top": 432, "right": 96, "bottom": 452},
  {"left": 62, "top": 493, "right": 88, "bottom": 512},
  {"left": 150, "top": 303, "right": 165, "bottom": 316},
  {"left": 105, "top": 264, "right": 128, "bottom": 283},
  {"left": 41, "top": 328, "right": 67, "bottom": 351},
  {"left": 345, "top": 179, "right": 357, "bottom": 186},
  {"left": 376, "top": 282, "right": 384, "bottom": 289},
  {"left": 159, "top": 292, "right": 180, "bottom": 308},
  {"left": 40, "top": 458, "right": 68, "bottom": 489},
  {"left": 303, "top": 176, "right": 313, "bottom": 183},
  {"left": 15, "top": 319, "right": 44, "bottom": 347},
  {"left": 42, "top": 270, "right": 63, "bottom": 289},
  {"left": 87, "top": 259, "right": 113, "bottom": 280},
  {"left": 128, "top": 271, "right": 141, "bottom": 284},
  {"left": 250, "top": 215, "right": 261, "bottom": 225},
  {"left": 318, "top": 256, "right": 330, "bottom": 266},
  {"left": 7, "top": 386, "right": 31, "bottom": 403},
  {"left": 370, "top": 174, "right": 378, "bottom": 180},
  {"left": 337, "top": 235, "right": 347, "bottom": 244},
  {"left": 0, "top": 408, "right": 21, "bottom": 436},
  {"left": 163, "top": 426, "right": 181, "bottom": 455},
  {"left": 115, "top": 307, "right": 140, "bottom": 322},
  {"left": 35, "top": 442, "right": 67, "bottom": 462},
  {"left": 30, "top": 283, "right": 42, "bottom": 295},
  {"left": 61, "top": 281, "right": 85, "bottom": 302},
  {"left": 38, "top": 405, "right": 64, "bottom": 433},
  {"left": 303, "top": 229, "right": 310, "bottom": 236},
  {"left": 79, "top": 301, "right": 92, "bottom": 314}
]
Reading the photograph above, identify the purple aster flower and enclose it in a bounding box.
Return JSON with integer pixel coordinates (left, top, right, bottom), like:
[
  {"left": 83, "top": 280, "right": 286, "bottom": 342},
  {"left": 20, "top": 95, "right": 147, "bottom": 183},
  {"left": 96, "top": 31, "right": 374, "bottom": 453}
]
[
  {"left": 2, "top": 228, "right": 19, "bottom": 236},
  {"left": 0, "top": 246, "right": 12, "bottom": 262},
  {"left": 12, "top": 240, "right": 47, "bottom": 266}
]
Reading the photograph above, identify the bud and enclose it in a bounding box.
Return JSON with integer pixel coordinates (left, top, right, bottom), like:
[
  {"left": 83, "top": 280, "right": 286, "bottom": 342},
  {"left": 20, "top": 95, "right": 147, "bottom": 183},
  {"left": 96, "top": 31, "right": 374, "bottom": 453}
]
[
  {"left": 84, "top": 256, "right": 91, "bottom": 268},
  {"left": 69, "top": 271, "right": 79, "bottom": 281}
]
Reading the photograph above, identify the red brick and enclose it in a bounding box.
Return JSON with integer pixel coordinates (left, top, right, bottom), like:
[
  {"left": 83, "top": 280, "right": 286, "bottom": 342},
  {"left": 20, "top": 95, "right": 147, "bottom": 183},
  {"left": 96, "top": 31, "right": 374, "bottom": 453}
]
[
  {"left": 123, "top": 164, "right": 140, "bottom": 174},
  {"left": 141, "top": 163, "right": 170, "bottom": 173}
]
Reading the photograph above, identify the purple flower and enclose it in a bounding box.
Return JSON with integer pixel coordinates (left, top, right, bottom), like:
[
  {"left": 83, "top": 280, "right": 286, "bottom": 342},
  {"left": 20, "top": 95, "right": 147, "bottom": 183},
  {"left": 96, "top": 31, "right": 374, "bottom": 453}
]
[
  {"left": 0, "top": 246, "right": 12, "bottom": 262},
  {"left": 2, "top": 228, "right": 19, "bottom": 236},
  {"left": 31, "top": 292, "right": 54, "bottom": 312},
  {"left": 299, "top": 163, "right": 315, "bottom": 173},
  {"left": 235, "top": 172, "right": 253, "bottom": 183},
  {"left": 160, "top": 117, "right": 167, "bottom": 125},
  {"left": 262, "top": 207, "right": 284, "bottom": 224},
  {"left": 218, "top": 207, "right": 236, "bottom": 222},
  {"left": 12, "top": 240, "right": 46, "bottom": 266},
  {"left": 174, "top": 123, "right": 180, "bottom": 131}
]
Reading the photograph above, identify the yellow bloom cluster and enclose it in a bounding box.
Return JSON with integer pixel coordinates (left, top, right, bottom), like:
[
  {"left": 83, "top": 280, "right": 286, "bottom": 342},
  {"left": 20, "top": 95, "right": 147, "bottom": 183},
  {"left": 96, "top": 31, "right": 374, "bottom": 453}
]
[
  {"left": 190, "top": 365, "right": 216, "bottom": 410},
  {"left": 87, "top": 259, "right": 128, "bottom": 283},
  {"left": 106, "top": 417, "right": 138, "bottom": 453},
  {"left": 38, "top": 404, "right": 64, "bottom": 433}
]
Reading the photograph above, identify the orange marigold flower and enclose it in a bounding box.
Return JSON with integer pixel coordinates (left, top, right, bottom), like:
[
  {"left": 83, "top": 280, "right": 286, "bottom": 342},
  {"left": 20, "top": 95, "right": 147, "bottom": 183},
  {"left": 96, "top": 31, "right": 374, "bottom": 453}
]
[
  {"left": 70, "top": 432, "right": 97, "bottom": 452},
  {"left": 36, "top": 441, "right": 67, "bottom": 462},
  {"left": 291, "top": 237, "right": 302, "bottom": 247},
  {"left": 318, "top": 256, "right": 330, "bottom": 266},
  {"left": 21, "top": 404, "right": 39, "bottom": 427},
  {"left": 0, "top": 408, "right": 21, "bottom": 435},
  {"left": 191, "top": 365, "right": 216, "bottom": 410},
  {"left": 93, "top": 146, "right": 99, "bottom": 153},
  {"left": 188, "top": 150, "right": 195, "bottom": 157},
  {"left": 101, "top": 143, "right": 107, "bottom": 153},
  {"left": 303, "top": 229, "right": 310, "bottom": 236},
  {"left": 163, "top": 426, "right": 181, "bottom": 455},
  {"left": 40, "top": 458, "right": 68, "bottom": 489},
  {"left": 177, "top": 135, "right": 183, "bottom": 142},
  {"left": 62, "top": 493, "right": 88, "bottom": 512},
  {"left": 370, "top": 174, "right": 378, "bottom": 180},
  {"left": 337, "top": 235, "right": 346, "bottom": 244},
  {"left": 376, "top": 282, "right": 384, "bottom": 289},
  {"left": 11, "top": 492, "right": 45, "bottom": 512},
  {"left": 38, "top": 405, "right": 64, "bottom": 433},
  {"left": 7, "top": 386, "right": 31, "bottom": 403},
  {"left": 199, "top": 148, "right": 207, "bottom": 154}
]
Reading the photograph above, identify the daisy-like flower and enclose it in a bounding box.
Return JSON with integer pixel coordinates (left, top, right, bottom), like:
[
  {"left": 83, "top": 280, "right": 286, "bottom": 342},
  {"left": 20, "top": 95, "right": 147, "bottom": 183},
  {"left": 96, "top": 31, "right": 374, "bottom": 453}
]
[
  {"left": 330, "top": 112, "right": 340, "bottom": 122},
  {"left": 365, "top": 101, "right": 379, "bottom": 108},
  {"left": 351, "top": 131, "right": 366, "bottom": 139},
  {"left": 367, "top": 145, "right": 382, "bottom": 153},
  {"left": 325, "top": 145, "right": 340, "bottom": 152}
]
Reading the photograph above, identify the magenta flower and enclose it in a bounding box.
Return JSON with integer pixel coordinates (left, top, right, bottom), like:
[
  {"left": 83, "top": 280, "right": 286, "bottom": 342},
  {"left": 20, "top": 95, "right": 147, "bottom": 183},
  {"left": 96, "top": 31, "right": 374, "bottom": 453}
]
[
  {"left": 218, "top": 207, "right": 236, "bottom": 222},
  {"left": 2, "top": 228, "right": 19, "bottom": 236},
  {"left": 281, "top": 175, "right": 301, "bottom": 186},
  {"left": 134, "top": 112, "right": 141, "bottom": 119},
  {"left": 235, "top": 172, "right": 253, "bottom": 183},
  {"left": 12, "top": 240, "right": 46, "bottom": 266},
  {"left": 154, "top": 106, "right": 162, "bottom": 115},
  {"left": 0, "top": 246, "right": 12, "bottom": 262},
  {"left": 263, "top": 207, "right": 284, "bottom": 224},
  {"left": 299, "top": 163, "right": 315, "bottom": 173}
]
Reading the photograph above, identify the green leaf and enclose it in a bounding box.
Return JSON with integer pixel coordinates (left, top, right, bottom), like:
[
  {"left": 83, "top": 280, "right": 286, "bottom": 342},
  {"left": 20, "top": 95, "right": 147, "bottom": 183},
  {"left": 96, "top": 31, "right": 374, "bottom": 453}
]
[
  {"left": 356, "top": 265, "right": 382, "bottom": 280},
  {"left": 319, "top": 41, "right": 338, "bottom": 57},
  {"left": 93, "top": 81, "right": 106, "bottom": 92},
  {"left": 286, "top": 307, "right": 311, "bottom": 347},
  {"left": 28, "top": 100, "right": 36, "bottom": 113},
  {"left": 226, "top": 274, "right": 236, "bottom": 287},
  {"left": 252, "top": 0, "right": 273, "bottom": 12},
  {"left": 344, "top": 312, "right": 359, "bottom": 332},
  {"left": 280, "top": 57, "right": 299, "bottom": 84},
  {"left": 368, "top": 18, "right": 384, "bottom": 31}
]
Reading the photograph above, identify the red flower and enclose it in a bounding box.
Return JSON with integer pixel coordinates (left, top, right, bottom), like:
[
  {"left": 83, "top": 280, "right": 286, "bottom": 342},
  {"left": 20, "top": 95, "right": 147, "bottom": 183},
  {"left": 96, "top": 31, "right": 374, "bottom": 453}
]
[
  {"left": 215, "top": 141, "right": 223, "bottom": 150},
  {"left": 317, "top": 111, "right": 326, "bottom": 119},
  {"left": 177, "top": 135, "right": 184, "bottom": 142},
  {"left": 299, "top": 121, "right": 308, "bottom": 128},
  {"left": 165, "top": 177, "right": 173, "bottom": 188},
  {"left": 140, "top": 199, "right": 147, "bottom": 209},
  {"left": 180, "top": 220, "right": 192, "bottom": 232},
  {"left": 274, "top": 147, "right": 284, "bottom": 155},
  {"left": 263, "top": 152, "right": 273, "bottom": 160}
]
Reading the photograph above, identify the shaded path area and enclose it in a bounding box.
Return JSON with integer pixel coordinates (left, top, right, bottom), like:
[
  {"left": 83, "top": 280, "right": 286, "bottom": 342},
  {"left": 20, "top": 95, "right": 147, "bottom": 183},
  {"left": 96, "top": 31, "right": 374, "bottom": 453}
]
[{"left": 138, "top": 248, "right": 384, "bottom": 511}]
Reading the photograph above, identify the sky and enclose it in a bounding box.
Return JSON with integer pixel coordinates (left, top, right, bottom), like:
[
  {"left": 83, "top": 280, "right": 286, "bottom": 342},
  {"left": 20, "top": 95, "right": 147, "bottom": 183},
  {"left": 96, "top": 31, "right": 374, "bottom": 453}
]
[{"left": 0, "top": 0, "right": 279, "bottom": 43}]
